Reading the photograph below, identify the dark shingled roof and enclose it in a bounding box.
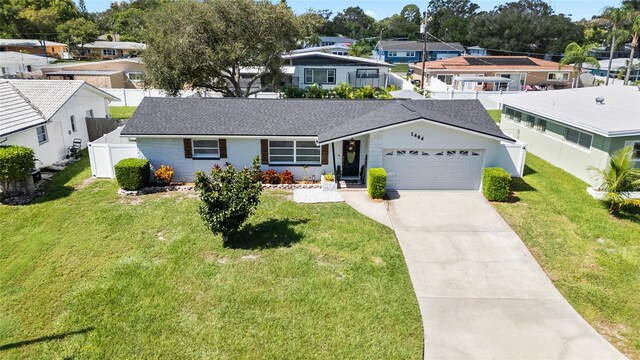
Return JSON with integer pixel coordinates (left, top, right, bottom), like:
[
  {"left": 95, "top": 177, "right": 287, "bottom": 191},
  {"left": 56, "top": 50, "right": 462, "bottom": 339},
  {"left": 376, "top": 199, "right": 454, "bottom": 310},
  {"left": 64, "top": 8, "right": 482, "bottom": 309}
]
[{"left": 121, "top": 98, "right": 513, "bottom": 142}]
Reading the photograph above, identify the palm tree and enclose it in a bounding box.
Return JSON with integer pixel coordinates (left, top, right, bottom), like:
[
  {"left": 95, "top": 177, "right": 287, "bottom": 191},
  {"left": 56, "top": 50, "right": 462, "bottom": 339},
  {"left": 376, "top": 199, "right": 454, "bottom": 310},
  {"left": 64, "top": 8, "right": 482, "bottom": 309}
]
[
  {"left": 623, "top": 9, "right": 640, "bottom": 85},
  {"left": 588, "top": 146, "right": 640, "bottom": 214},
  {"left": 559, "top": 42, "right": 600, "bottom": 87},
  {"left": 601, "top": 6, "right": 629, "bottom": 85},
  {"left": 305, "top": 34, "right": 321, "bottom": 48}
]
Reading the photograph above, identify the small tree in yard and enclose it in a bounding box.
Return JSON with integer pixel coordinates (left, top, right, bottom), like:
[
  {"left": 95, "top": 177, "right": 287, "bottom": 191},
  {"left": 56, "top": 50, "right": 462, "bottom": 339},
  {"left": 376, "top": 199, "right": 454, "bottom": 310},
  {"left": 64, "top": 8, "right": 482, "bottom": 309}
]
[
  {"left": 194, "top": 156, "right": 262, "bottom": 243},
  {"left": 588, "top": 146, "right": 640, "bottom": 214}
]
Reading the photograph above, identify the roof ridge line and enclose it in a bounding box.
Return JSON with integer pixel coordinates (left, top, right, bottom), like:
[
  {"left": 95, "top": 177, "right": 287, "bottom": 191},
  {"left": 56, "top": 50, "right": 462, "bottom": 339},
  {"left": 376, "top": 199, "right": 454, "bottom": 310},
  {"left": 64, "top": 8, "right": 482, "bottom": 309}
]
[{"left": 5, "top": 82, "right": 48, "bottom": 121}]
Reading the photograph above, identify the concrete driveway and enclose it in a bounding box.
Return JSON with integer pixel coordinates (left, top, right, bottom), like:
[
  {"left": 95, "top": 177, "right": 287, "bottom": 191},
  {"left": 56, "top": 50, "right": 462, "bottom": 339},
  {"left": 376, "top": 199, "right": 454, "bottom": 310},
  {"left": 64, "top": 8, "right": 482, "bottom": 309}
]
[{"left": 387, "top": 191, "right": 625, "bottom": 360}]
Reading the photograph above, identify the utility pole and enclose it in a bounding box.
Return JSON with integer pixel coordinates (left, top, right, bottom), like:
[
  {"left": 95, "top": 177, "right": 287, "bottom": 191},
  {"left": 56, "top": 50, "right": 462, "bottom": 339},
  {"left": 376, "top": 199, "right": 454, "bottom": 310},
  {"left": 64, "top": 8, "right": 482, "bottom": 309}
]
[{"left": 420, "top": 11, "right": 427, "bottom": 90}]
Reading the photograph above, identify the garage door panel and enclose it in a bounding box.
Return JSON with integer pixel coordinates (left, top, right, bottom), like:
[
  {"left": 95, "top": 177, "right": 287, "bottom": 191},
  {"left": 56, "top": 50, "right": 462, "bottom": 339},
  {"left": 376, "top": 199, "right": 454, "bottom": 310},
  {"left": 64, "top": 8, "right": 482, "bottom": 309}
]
[{"left": 383, "top": 149, "right": 483, "bottom": 190}]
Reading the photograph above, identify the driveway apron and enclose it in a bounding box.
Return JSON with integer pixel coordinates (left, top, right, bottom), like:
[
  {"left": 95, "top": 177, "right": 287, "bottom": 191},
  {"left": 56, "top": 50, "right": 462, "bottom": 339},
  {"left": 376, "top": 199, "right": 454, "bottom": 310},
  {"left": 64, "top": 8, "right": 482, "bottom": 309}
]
[{"left": 387, "top": 191, "right": 626, "bottom": 360}]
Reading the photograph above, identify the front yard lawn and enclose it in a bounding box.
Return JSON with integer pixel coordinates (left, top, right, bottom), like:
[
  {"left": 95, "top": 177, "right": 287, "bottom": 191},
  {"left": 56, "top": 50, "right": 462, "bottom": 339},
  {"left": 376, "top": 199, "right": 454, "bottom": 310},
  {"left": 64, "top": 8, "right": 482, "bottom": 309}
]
[
  {"left": 0, "top": 157, "right": 422, "bottom": 358},
  {"left": 390, "top": 64, "right": 409, "bottom": 74},
  {"left": 492, "top": 153, "right": 640, "bottom": 358}
]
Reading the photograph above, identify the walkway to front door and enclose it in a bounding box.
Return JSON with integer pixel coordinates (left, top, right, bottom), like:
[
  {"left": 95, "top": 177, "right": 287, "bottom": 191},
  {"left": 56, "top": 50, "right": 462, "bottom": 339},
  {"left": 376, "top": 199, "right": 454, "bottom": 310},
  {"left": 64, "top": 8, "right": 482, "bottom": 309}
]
[{"left": 386, "top": 191, "right": 625, "bottom": 360}]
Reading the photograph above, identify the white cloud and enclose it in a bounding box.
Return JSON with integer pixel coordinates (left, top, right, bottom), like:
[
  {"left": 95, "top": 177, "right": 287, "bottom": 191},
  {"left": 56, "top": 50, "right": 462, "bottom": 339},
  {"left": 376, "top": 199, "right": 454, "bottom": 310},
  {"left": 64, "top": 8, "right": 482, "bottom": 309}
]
[{"left": 364, "top": 9, "right": 376, "bottom": 18}]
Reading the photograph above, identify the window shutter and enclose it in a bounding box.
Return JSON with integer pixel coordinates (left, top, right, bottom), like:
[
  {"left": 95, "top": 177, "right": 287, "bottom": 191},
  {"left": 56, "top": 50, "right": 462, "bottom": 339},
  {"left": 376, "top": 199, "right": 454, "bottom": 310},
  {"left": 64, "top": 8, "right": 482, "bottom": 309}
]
[
  {"left": 183, "top": 138, "right": 192, "bottom": 158},
  {"left": 260, "top": 139, "right": 269, "bottom": 164},
  {"left": 321, "top": 144, "right": 329, "bottom": 165},
  {"left": 219, "top": 139, "right": 227, "bottom": 159}
]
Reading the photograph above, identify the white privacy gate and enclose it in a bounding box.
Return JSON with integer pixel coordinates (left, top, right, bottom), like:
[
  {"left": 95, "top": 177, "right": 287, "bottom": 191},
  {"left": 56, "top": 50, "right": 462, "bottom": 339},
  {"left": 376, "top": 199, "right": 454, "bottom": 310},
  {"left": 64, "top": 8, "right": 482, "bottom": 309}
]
[
  {"left": 382, "top": 149, "right": 484, "bottom": 190},
  {"left": 88, "top": 127, "right": 138, "bottom": 178}
]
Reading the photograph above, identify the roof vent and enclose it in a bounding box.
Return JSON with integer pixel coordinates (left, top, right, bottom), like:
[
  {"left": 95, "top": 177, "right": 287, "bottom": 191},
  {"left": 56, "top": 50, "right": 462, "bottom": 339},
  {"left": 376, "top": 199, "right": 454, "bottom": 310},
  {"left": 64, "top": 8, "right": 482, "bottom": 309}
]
[{"left": 595, "top": 97, "right": 605, "bottom": 105}]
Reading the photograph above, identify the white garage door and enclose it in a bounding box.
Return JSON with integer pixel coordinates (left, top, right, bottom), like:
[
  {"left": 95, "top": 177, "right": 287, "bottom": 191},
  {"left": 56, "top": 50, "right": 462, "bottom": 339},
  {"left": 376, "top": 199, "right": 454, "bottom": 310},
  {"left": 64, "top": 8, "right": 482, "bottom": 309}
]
[{"left": 382, "top": 149, "right": 484, "bottom": 190}]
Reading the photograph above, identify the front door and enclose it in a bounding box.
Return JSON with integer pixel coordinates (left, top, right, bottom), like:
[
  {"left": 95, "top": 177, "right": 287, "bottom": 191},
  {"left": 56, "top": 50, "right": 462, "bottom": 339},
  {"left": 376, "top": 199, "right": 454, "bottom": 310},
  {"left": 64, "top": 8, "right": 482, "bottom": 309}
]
[{"left": 342, "top": 140, "right": 360, "bottom": 177}]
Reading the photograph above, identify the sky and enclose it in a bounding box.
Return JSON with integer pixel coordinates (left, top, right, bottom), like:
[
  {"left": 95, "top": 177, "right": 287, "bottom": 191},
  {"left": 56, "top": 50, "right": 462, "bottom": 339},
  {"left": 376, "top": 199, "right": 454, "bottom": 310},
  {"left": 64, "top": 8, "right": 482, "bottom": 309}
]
[{"left": 81, "top": 0, "right": 620, "bottom": 21}]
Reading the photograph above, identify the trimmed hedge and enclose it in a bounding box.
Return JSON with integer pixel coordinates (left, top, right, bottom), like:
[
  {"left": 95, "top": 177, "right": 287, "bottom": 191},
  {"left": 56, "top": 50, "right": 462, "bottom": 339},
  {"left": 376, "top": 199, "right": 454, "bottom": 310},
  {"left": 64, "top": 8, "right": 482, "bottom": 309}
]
[
  {"left": 482, "top": 167, "right": 511, "bottom": 202},
  {"left": 0, "top": 145, "right": 35, "bottom": 181},
  {"left": 115, "top": 158, "right": 150, "bottom": 190},
  {"left": 368, "top": 168, "right": 387, "bottom": 199}
]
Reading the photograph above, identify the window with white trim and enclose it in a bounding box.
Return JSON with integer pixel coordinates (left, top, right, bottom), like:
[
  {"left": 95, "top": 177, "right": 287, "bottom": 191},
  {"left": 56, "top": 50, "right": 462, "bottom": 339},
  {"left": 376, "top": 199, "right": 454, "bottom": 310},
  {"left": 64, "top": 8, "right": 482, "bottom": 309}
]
[
  {"left": 406, "top": 51, "right": 416, "bottom": 57},
  {"left": 36, "top": 125, "right": 48, "bottom": 144},
  {"left": 102, "top": 49, "right": 116, "bottom": 56},
  {"left": 70, "top": 115, "right": 77, "bottom": 132},
  {"left": 192, "top": 139, "right": 220, "bottom": 158},
  {"left": 304, "top": 69, "right": 336, "bottom": 84},
  {"left": 269, "top": 140, "right": 320, "bottom": 164},
  {"left": 331, "top": 51, "right": 348, "bottom": 56},
  {"left": 388, "top": 51, "right": 398, "bottom": 57},
  {"left": 547, "top": 72, "right": 570, "bottom": 81},
  {"left": 565, "top": 128, "right": 592, "bottom": 149}
]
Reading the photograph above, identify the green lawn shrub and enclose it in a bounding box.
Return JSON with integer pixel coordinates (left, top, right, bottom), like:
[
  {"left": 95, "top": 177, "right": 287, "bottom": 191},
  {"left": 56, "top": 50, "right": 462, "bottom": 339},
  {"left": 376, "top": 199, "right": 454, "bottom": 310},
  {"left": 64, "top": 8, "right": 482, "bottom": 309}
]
[
  {"left": 368, "top": 168, "right": 387, "bottom": 199},
  {"left": 482, "top": 167, "right": 511, "bottom": 202},
  {"left": 115, "top": 158, "right": 150, "bottom": 190}
]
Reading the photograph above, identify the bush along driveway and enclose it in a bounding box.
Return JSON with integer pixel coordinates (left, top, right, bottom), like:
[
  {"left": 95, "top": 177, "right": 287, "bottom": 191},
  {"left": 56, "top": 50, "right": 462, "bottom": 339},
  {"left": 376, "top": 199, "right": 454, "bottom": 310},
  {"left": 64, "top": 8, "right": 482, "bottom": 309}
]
[
  {"left": 493, "top": 153, "right": 640, "bottom": 358},
  {"left": 0, "top": 156, "right": 422, "bottom": 359}
]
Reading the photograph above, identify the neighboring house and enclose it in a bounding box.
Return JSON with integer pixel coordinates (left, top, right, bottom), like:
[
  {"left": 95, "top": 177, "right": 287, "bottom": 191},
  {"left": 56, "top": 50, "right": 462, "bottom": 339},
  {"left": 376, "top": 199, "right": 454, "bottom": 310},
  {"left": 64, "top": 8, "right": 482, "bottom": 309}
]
[
  {"left": 39, "top": 58, "right": 146, "bottom": 88},
  {"left": 0, "top": 39, "right": 68, "bottom": 58},
  {"left": 282, "top": 52, "right": 393, "bottom": 89},
  {"left": 303, "top": 36, "right": 356, "bottom": 48},
  {"left": 75, "top": 41, "right": 146, "bottom": 60},
  {"left": 582, "top": 58, "right": 640, "bottom": 81},
  {"left": 496, "top": 86, "right": 640, "bottom": 185},
  {"left": 0, "top": 80, "right": 119, "bottom": 167},
  {"left": 588, "top": 45, "right": 632, "bottom": 61},
  {"left": 0, "top": 51, "right": 56, "bottom": 76},
  {"left": 412, "top": 56, "right": 575, "bottom": 91},
  {"left": 291, "top": 45, "right": 351, "bottom": 56},
  {"left": 373, "top": 40, "right": 465, "bottom": 63},
  {"left": 466, "top": 46, "right": 487, "bottom": 56},
  {"left": 118, "top": 98, "right": 524, "bottom": 190}
]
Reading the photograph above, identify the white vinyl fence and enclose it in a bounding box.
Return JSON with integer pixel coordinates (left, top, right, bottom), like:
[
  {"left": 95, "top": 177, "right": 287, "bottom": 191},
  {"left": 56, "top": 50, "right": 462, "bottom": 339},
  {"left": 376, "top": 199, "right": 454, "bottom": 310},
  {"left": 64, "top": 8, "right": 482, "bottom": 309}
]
[
  {"left": 88, "top": 127, "right": 138, "bottom": 178},
  {"left": 428, "top": 90, "right": 524, "bottom": 109},
  {"left": 498, "top": 141, "right": 527, "bottom": 177},
  {"left": 388, "top": 72, "right": 414, "bottom": 90}
]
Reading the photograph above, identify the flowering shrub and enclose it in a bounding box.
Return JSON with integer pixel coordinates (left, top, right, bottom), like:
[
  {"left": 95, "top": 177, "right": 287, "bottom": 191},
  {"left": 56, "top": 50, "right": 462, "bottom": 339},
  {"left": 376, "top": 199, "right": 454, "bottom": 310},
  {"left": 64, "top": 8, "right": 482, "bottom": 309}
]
[
  {"left": 262, "top": 169, "right": 280, "bottom": 184},
  {"left": 154, "top": 165, "right": 174, "bottom": 185},
  {"left": 280, "top": 170, "right": 294, "bottom": 184}
]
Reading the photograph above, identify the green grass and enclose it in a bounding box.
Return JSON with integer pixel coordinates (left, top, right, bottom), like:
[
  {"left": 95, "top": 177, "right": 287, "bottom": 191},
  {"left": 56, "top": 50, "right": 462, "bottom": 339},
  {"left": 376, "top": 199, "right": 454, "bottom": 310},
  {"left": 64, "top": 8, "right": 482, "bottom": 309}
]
[
  {"left": 390, "top": 64, "right": 409, "bottom": 74},
  {"left": 492, "top": 153, "right": 640, "bottom": 358},
  {"left": 0, "top": 156, "right": 422, "bottom": 358},
  {"left": 487, "top": 109, "right": 502, "bottom": 123},
  {"left": 109, "top": 106, "right": 137, "bottom": 119}
]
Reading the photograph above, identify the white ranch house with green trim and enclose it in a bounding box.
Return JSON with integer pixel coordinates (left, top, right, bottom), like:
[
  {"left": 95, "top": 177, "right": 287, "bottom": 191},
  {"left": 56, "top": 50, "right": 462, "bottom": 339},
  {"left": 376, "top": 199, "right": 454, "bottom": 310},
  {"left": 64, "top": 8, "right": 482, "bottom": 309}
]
[{"left": 495, "top": 86, "right": 640, "bottom": 186}]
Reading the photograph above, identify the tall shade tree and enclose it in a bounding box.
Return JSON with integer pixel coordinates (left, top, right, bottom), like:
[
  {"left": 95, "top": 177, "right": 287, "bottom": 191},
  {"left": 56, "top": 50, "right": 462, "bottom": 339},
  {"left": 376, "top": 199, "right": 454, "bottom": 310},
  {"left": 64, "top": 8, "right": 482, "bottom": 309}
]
[
  {"left": 332, "top": 6, "right": 376, "bottom": 39},
  {"left": 601, "top": 6, "right": 629, "bottom": 85},
  {"left": 427, "top": 0, "right": 479, "bottom": 42},
  {"left": 1, "top": 0, "right": 78, "bottom": 40},
  {"left": 623, "top": 8, "right": 640, "bottom": 84},
  {"left": 559, "top": 42, "right": 600, "bottom": 86},
  {"left": 143, "top": 0, "right": 300, "bottom": 97},
  {"left": 56, "top": 18, "right": 99, "bottom": 52},
  {"left": 297, "top": 8, "right": 331, "bottom": 38}
]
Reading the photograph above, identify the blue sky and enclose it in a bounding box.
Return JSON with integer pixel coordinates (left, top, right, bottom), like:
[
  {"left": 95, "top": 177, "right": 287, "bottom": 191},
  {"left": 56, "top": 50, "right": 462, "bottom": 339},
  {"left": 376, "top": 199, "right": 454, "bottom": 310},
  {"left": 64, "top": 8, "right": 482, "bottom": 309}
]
[{"left": 82, "top": 0, "right": 619, "bottom": 20}]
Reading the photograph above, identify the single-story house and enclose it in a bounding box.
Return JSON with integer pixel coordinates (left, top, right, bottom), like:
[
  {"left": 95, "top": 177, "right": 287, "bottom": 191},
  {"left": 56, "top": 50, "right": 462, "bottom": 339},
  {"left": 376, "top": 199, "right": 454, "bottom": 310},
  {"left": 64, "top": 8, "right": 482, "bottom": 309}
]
[
  {"left": 118, "top": 98, "right": 524, "bottom": 190},
  {"left": 282, "top": 52, "right": 393, "bottom": 89},
  {"left": 588, "top": 45, "right": 632, "bottom": 61},
  {"left": 0, "top": 39, "right": 68, "bottom": 58},
  {"left": 39, "top": 58, "right": 146, "bottom": 88},
  {"left": 412, "top": 56, "right": 575, "bottom": 91},
  {"left": 0, "top": 79, "right": 119, "bottom": 167},
  {"left": 466, "top": 46, "right": 487, "bottom": 56},
  {"left": 372, "top": 40, "right": 465, "bottom": 63},
  {"left": 496, "top": 86, "right": 640, "bottom": 185},
  {"left": 0, "top": 51, "right": 56, "bottom": 76},
  {"left": 582, "top": 58, "right": 640, "bottom": 81},
  {"left": 303, "top": 36, "right": 356, "bottom": 48},
  {"left": 75, "top": 41, "right": 146, "bottom": 60},
  {"left": 291, "top": 45, "right": 351, "bottom": 56}
]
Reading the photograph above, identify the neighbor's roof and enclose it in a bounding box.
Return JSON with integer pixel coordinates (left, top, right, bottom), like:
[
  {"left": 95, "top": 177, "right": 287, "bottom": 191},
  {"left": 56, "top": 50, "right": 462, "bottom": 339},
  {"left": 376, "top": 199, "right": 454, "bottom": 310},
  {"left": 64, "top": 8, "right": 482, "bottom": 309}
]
[
  {"left": 0, "top": 51, "right": 56, "bottom": 64},
  {"left": 318, "top": 36, "right": 356, "bottom": 43},
  {"left": 412, "top": 56, "right": 572, "bottom": 71},
  {"left": 282, "top": 52, "right": 393, "bottom": 67},
  {"left": 46, "top": 70, "right": 122, "bottom": 76},
  {"left": 39, "top": 57, "right": 143, "bottom": 71},
  {"left": 0, "top": 38, "right": 67, "bottom": 47},
  {"left": 0, "top": 81, "right": 46, "bottom": 137},
  {"left": 582, "top": 58, "right": 640, "bottom": 71},
  {"left": 291, "top": 45, "right": 350, "bottom": 54},
  {"left": 84, "top": 41, "right": 146, "bottom": 50},
  {"left": 121, "top": 98, "right": 512, "bottom": 143},
  {"left": 495, "top": 86, "right": 640, "bottom": 137},
  {"left": 0, "top": 80, "right": 119, "bottom": 134},
  {"left": 379, "top": 40, "right": 465, "bottom": 52}
]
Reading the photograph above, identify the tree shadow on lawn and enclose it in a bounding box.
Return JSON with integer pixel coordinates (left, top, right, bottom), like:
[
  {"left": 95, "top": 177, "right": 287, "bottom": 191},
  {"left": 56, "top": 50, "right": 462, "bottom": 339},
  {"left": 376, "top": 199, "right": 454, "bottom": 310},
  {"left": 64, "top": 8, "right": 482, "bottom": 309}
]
[
  {"left": 226, "top": 218, "right": 309, "bottom": 250},
  {"left": 0, "top": 327, "right": 94, "bottom": 351}
]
